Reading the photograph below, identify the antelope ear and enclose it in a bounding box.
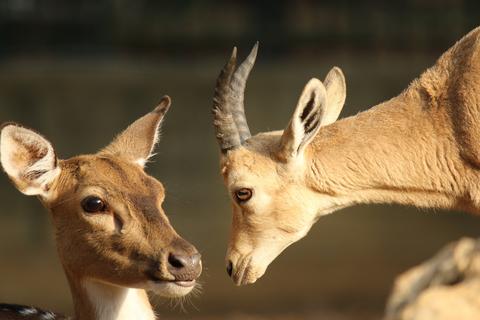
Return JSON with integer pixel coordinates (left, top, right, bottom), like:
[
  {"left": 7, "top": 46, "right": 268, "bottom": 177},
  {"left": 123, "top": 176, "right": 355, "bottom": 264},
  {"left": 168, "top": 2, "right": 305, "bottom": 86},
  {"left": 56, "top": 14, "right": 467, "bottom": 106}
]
[
  {"left": 0, "top": 123, "right": 60, "bottom": 197},
  {"left": 322, "top": 66, "right": 346, "bottom": 126},
  {"left": 100, "top": 96, "right": 171, "bottom": 168},
  {"left": 278, "top": 78, "right": 327, "bottom": 161}
]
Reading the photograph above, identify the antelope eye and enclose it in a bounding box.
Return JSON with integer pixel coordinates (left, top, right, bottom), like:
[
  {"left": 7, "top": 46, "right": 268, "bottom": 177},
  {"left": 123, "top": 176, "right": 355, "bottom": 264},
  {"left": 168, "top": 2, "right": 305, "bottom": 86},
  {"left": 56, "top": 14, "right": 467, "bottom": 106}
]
[
  {"left": 81, "top": 196, "right": 106, "bottom": 213},
  {"left": 234, "top": 188, "right": 253, "bottom": 202}
]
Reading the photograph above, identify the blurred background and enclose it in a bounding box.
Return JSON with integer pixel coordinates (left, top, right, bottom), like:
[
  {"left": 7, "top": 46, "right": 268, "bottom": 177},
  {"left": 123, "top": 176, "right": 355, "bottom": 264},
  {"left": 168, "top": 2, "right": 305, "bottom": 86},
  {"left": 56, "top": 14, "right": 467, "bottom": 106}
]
[{"left": 1, "top": 1, "right": 480, "bottom": 319}]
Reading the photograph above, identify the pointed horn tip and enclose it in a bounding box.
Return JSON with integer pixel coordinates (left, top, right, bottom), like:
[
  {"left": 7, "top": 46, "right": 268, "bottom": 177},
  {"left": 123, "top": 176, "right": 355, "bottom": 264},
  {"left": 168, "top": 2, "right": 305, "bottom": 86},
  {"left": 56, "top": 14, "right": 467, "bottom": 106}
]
[
  {"left": 251, "top": 41, "right": 259, "bottom": 53},
  {"left": 245, "top": 41, "right": 259, "bottom": 60},
  {"left": 154, "top": 95, "right": 171, "bottom": 114},
  {"left": 229, "top": 47, "right": 238, "bottom": 61}
]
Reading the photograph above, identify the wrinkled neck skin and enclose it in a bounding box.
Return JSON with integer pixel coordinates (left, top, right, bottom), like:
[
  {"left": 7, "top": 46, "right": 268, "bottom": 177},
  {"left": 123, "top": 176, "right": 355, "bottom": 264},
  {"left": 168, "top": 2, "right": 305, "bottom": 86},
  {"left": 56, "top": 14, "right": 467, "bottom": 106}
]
[
  {"left": 307, "top": 90, "right": 480, "bottom": 216},
  {"left": 66, "top": 272, "right": 155, "bottom": 320}
]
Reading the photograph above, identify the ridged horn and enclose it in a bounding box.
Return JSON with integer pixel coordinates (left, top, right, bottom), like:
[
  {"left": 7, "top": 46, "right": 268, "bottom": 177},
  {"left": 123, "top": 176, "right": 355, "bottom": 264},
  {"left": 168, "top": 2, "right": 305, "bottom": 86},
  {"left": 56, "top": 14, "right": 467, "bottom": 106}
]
[{"left": 213, "top": 42, "right": 258, "bottom": 152}]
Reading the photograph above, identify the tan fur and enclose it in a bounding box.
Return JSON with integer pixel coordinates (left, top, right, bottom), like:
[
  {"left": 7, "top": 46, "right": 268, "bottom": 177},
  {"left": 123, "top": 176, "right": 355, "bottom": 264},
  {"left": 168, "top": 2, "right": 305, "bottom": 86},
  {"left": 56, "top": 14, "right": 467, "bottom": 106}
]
[
  {"left": 0, "top": 96, "right": 202, "bottom": 319},
  {"left": 218, "top": 27, "right": 480, "bottom": 285}
]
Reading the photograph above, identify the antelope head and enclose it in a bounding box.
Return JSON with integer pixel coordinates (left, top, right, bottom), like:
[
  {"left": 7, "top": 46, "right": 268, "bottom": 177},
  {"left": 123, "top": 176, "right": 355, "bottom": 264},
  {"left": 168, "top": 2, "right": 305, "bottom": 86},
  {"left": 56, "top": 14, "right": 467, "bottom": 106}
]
[
  {"left": 0, "top": 97, "right": 202, "bottom": 301},
  {"left": 213, "top": 45, "right": 346, "bottom": 285}
]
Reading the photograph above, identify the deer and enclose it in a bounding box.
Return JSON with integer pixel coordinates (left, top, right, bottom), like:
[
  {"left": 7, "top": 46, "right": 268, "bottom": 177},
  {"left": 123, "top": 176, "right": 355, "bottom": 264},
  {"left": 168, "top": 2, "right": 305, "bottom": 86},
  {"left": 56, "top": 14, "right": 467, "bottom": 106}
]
[
  {"left": 212, "top": 26, "right": 480, "bottom": 286},
  {"left": 0, "top": 96, "right": 202, "bottom": 320}
]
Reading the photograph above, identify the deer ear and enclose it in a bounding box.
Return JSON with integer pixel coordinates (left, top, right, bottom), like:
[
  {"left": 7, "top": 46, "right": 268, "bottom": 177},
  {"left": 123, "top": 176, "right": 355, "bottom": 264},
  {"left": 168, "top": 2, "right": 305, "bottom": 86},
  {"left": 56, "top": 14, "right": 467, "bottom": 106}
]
[
  {"left": 322, "top": 66, "right": 346, "bottom": 126},
  {"left": 100, "top": 96, "right": 171, "bottom": 167},
  {"left": 278, "top": 78, "right": 327, "bottom": 161},
  {"left": 0, "top": 124, "right": 60, "bottom": 197}
]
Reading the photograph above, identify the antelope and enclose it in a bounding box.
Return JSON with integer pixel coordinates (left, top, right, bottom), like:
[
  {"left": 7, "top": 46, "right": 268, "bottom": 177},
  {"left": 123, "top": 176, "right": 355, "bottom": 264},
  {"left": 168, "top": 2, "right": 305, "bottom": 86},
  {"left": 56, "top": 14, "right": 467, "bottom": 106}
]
[
  {"left": 212, "top": 27, "right": 480, "bottom": 286},
  {"left": 0, "top": 96, "right": 202, "bottom": 320}
]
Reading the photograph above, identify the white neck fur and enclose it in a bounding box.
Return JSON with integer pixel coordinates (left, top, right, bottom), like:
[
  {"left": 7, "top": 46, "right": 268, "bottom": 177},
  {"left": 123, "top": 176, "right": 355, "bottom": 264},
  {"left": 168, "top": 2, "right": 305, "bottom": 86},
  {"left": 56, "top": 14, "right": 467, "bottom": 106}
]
[{"left": 83, "top": 280, "right": 156, "bottom": 320}]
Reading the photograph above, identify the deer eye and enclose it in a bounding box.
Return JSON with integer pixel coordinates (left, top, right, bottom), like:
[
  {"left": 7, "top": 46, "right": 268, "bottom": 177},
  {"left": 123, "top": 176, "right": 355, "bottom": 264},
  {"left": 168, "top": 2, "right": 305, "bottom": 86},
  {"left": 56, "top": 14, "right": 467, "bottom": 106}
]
[
  {"left": 81, "top": 196, "right": 107, "bottom": 213},
  {"left": 234, "top": 188, "right": 253, "bottom": 203}
]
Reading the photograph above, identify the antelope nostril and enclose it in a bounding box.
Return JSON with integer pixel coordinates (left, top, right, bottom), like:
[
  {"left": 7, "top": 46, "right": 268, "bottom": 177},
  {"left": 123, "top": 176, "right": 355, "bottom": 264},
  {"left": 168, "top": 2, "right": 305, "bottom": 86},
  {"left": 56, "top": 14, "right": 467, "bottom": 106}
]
[
  {"left": 227, "top": 260, "right": 233, "bottom": 277},
  {"left": 168, "top": 253, "right": 185, "bottom": 269}
]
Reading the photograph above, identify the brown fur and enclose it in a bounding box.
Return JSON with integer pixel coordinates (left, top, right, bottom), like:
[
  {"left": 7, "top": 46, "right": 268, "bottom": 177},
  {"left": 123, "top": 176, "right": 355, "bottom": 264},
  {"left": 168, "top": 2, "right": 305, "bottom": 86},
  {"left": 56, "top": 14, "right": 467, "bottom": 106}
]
[{"left": 0, "top": 96, "right": 201, "bottom": 319}]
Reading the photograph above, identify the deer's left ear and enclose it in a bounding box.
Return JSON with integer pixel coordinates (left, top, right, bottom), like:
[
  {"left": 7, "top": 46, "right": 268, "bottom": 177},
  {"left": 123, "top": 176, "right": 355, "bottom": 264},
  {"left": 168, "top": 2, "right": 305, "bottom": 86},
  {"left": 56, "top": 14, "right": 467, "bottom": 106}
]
[
  {"left": 101, "top": 96, "right": 171, "bottom": 168},
  {"left": 278, "top": 78, "right": 327, "bottom": 161}
]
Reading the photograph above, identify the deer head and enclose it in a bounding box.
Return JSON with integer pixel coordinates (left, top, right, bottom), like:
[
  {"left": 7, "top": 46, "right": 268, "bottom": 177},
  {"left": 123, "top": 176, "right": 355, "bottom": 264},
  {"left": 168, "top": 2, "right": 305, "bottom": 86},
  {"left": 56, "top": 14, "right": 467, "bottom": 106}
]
[
  {"left": 213, "top": 45, "right": 346, "bottom": 285},
  {"left": 0, "top": 96, "right": 202, "bottom": 301}
]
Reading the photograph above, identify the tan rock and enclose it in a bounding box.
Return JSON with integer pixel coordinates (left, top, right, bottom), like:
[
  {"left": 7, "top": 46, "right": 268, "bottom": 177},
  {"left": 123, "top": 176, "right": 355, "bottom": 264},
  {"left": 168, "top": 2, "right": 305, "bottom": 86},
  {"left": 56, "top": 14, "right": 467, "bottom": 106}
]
[{"left": 385, "top": 237, "right": 480, "bottom": 320}]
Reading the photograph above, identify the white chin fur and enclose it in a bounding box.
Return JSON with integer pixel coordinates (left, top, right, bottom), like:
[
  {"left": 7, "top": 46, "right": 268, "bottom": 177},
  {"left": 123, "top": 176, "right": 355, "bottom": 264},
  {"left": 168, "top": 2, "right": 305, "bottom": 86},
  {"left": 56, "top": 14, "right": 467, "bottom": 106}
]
[{"left": 146, "top": 280, "right": 196, "bottom": 298}]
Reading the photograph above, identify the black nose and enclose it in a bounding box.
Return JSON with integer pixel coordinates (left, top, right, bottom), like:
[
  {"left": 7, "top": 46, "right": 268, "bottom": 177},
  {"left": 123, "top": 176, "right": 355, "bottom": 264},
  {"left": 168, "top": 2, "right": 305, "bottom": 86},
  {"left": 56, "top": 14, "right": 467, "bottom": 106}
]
[
  {"left": 226, "top": 260, "right": 233, "bottom": 277},
  {"left": 167, "top": 252, "right": 202, "bottom": 279},
  {"left": 168, "top": 252, "right": 201, "bottom": 269}
]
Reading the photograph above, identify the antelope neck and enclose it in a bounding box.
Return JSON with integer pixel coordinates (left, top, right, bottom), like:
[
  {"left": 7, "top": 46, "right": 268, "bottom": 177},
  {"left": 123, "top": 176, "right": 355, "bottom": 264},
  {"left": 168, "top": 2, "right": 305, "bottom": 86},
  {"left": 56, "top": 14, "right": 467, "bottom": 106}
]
[{"left": 308, "top": 92, "right": 478, "bottom": 213}]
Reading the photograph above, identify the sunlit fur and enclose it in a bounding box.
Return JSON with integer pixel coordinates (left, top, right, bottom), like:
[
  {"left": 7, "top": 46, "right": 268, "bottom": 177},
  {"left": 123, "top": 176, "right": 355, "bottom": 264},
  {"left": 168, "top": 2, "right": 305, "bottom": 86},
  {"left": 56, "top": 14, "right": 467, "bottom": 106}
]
[
  {"left": 0, "top": 97, "right": 202, "bottom": 319},
  {"left": 220, "top": 26, "right": 480, "bottom": 285}
]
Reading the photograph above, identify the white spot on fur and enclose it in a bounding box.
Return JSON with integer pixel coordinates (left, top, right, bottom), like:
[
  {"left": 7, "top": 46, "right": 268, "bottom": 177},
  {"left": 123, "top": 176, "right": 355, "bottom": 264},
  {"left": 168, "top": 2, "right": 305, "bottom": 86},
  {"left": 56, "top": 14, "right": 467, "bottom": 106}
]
[
  {"left": 19, "top": 307, "right": 37, "bottom": 315},
  {"left": 135, "top": 158, "right": 147, "bottom": 167},
  {"left": 41, "top": 311, "right": 56, "bottom": 320}
]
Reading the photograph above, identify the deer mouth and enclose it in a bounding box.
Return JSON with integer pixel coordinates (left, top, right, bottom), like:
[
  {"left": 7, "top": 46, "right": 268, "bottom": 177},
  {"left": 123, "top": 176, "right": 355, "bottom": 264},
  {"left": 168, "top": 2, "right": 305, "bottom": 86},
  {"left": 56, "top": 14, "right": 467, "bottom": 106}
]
[
  {"left": 147, "top": 273, "right": 197, "bottom": 287},
  {"left": 146, "top": 277, "right": 197, "bottom": 297},
  {"left": 171, "top": 279, "right": 196, "bottom": 287}
]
